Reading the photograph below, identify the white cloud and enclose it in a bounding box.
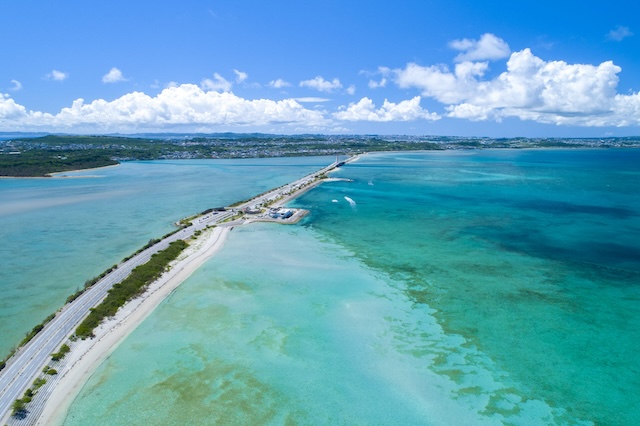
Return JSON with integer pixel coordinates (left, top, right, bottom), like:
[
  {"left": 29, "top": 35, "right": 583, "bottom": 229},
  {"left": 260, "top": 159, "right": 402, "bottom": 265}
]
[
  {"left": 300, "top": 76, "right": 342, "bottom": 92},
  {"left": 0, "top": 94, "right": 28, "bottom": 120},
  {"left": 449, "top": 33, "right": 510, "bottom": 62},
  {"left": 607, "top": 26, "right": 633, "bottom": 41},
  {"left": 395, "top": 47, "right": 640, "bottom": 126},
  {"left": 346, "top": 85, "right": 356, "bottom": 95},
  {"left": 294, "top": 97, "right": 330, "bottom": 103},
  {"left": 396, "top": 61, "right": 489, "bottom": 104},
  {"left": 334, "top": 96, "right": 439, "bottom": 122},
  {"left": 200, "top": 73, "right": 232, "bottom": 92},
  {"left": 368, "top": 78, "right": 387, "bottom": 89},
  {"left": 0, "top": 85, "right": 328, "bottom": 131},
  {"left": 9, "top": 80, "right": 22, "bottom": 91},
  {"left": 366, "top": 66, "right": 391, "bottom": 88},
  {"left": 45, "top": 69, "right": 69, "bottom": 81},
  {"left": 102, "top": 67, "right": 127, "bottom": 83},
  {"left": 268, "top": 78, "right": 291, "bottom": 89},
  {"left": 233, "top": 69, "right": 248, "bottom": 83}
]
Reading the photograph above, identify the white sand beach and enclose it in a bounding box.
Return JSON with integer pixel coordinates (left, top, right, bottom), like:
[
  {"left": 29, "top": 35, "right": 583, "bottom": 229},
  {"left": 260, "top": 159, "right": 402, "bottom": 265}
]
[
  {"left": 30, "top": 161, "right": 351, "bottom": 425},
  {"left": 36, "top": 225, "right": 231, "bottom": 425}
]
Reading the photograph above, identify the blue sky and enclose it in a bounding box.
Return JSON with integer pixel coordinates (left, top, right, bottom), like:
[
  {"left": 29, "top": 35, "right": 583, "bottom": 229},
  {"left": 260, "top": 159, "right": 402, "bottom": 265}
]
[{"left": 1, "top": 0, "right": 639, "bottom": 137}]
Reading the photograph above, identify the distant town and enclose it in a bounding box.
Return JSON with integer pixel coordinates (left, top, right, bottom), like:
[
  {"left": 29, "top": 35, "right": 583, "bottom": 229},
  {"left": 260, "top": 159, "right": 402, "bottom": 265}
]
[{"left": 1, "top": 133, "right": 639, "bottom": 177}]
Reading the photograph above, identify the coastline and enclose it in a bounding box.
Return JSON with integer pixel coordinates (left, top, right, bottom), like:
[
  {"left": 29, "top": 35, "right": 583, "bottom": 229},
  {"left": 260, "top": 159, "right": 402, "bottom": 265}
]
[
  {"left": 36, "top": 226, "right": 231, "bottom": 425},
  {"left": 48, "top": 163, "right": 121, "bottom": 178},
  {"left": 0, "top": 163, "right": 121, "bottom": 179},
  {"left": 27, "top": 158, "right": 350, "bottom": 425}
]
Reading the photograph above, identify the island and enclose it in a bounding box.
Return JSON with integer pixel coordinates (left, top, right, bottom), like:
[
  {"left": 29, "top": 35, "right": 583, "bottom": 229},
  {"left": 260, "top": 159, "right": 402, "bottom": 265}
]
[{"left": 2, "top": 133, "right": 639, "bottom": 177}]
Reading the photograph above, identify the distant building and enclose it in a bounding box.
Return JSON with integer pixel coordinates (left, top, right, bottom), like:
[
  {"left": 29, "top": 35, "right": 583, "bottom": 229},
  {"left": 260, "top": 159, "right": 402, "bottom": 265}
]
[
  {"left": 268, "top": 208, "right": 294, "bottom": 219},
  {"left": 244, "top": 206, "right": 261, "bottom": 214}
]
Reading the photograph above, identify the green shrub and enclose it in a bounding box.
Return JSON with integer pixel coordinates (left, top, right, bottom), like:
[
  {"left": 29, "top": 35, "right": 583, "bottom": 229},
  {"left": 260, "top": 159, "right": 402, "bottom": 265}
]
[
  {"left": 75, "top": 240, "right": 188, "bottom": 339},
  {"left": 12, "top": 399, "right": 26, "bottom": 415},
  {"left": 51, "top": 343, "right": 71, "bottom": 361}
]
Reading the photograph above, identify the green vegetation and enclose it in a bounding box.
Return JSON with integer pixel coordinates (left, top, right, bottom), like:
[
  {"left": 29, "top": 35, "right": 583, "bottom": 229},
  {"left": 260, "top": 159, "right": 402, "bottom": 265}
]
[
  {"left": 12, "top": 378, "right": 47, "bottom": 417},
  {"left": 0, "top": 149, "right": 117, "bottom": 177},
  {"left": 122, "top": 238, "right": 161, "bottom": 262},
  {"left": 122, "top": 229, "right": 184, "bottom": 263},
  {"left": 66, "top": 265, "right": 118, "bottom": 304},
  {"left": 18, "top": 313, "right": 56, "bottom": 347},
  {"left": 3, "top": 133, "right": 638, "bottom": 177},
  {"left": 75, "top": 240, "right": 188, "bottom": 339},
  {"left": 51, "top": 343, "right": 70, "bottom": 361},
  {"left": 0, "top": 347, "right": 16, "bottom": 373},
  {"left": 221, "top": 212, "right": 243, "bottom": 223},
  {"left": 12, "top": 398, "right": 27, "bottom": 416}
]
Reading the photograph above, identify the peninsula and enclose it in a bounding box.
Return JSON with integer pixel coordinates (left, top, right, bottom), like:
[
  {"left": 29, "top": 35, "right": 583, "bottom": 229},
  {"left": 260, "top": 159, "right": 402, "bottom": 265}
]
[{"left": 0, "top": 156, "right": 355, "bottom": 425}]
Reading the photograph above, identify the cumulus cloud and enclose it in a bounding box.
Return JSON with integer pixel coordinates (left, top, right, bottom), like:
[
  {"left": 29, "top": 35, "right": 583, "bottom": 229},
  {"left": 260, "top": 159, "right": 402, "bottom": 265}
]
[
  {"left": 396, "top": 61, "right": 489, "bottom": 104},
  {"left": 449, "top": 33, "right": 510, "bottom": 62},
  {"left": 9, "top": 80, "right": 22, "bottom": 91},
  {"left": 395, "top": 47, "right": 640, "bottom": 126},
  {"left": 346, "top": 85, "right": 356, "bottom": 95},
  {"left": 0, "top": 85, "right": 328, "bottom": 131},
  {"left": 0, "top": 94, "right": 28, "bottom": 120},
  {"left": 334, "top": 96, "right": 439, "bottom": 122},
  {"left": 45, "top": 69, "right": 69, "bottom": 81},
  {"left": 299, "top": 76, "right": 342, "bottom": 92},
  {"left": 200, "top": 73, "right": 232, "bottom": 92},
  {"left": 607, "top": 26, "right": 633, "bottom": 41},
  {"left": 233, "top": 69, "right": 248, "bottom": 83},
  {"left": 268, "top": 78, "right": 291, "bottom": 89},
  {"left": 102, "top": 67, "right": 127, "bottom": 83}
]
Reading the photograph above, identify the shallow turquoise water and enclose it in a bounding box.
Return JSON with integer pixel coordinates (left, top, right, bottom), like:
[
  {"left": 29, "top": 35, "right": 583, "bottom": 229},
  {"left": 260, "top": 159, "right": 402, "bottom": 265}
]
[
  {"left": 0, "top": 157, "right": 333, "bottom": 356},
  {"left": 64, "top": 149, "right": 640, "bottom": 425}
]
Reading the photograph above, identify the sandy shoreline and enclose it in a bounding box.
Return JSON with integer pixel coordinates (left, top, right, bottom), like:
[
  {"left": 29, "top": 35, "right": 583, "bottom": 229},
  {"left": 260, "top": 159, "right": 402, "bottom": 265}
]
[
  {"left": 48, "top": 163, "right": 121, "bottom": 178},
  {"left": 36, "top": 226, "right": 231, "bottom": 425},
  {"left": 30, "top": 159, "right": 353, "bottom": 425}
]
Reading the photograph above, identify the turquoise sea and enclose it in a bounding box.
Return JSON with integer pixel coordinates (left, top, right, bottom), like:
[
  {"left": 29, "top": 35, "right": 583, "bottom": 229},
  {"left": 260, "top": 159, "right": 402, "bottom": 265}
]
[
  {"left": 60, "top": 149, "right": 640, "bottom": 425},
  {"left": 0, "top": 157, "right": 333, "bottom": 357}
]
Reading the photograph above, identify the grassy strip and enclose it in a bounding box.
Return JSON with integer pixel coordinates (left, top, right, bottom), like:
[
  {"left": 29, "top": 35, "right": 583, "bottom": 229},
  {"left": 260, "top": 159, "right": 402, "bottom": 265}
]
[
  {"left": 1, "top": 228, "right": 187, "bottom": 370},
  {"left": 122, "top": 228, "right": 184, "bottom": 263},
  {"left": 75, "top": 240, "right": 188, "bottom": 339}
]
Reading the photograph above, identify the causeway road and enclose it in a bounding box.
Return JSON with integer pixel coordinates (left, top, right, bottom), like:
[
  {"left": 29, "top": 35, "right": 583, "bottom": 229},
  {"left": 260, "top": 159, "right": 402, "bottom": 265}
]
[{"left": 0, "top": 157, "right": 347, "bottom": 423}]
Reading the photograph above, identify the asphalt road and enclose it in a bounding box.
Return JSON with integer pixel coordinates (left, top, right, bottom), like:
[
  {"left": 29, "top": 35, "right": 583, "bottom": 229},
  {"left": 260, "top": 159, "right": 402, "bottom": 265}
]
[{"left": 0, "top": 159, "right": 340, "bottom": 422}]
